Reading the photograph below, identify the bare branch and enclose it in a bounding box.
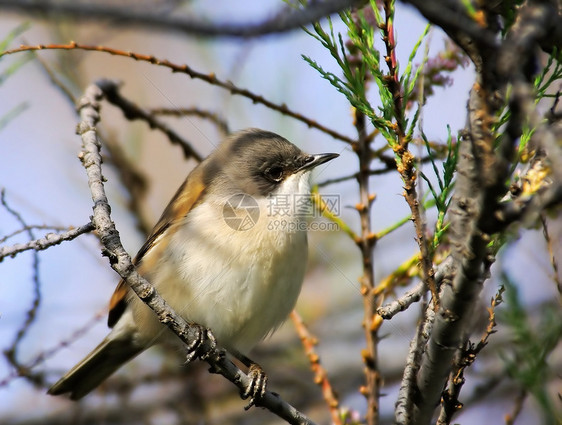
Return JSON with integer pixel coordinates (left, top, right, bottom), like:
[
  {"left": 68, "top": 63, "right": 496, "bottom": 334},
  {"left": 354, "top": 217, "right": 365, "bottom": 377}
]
[
  {"left": 377, "top": 257, "right": 454, "bottom": 320},
  {"left": 395, "top": 301, "right": 435, "bottom": 425},
  {"left": 0, "top": 42, "right": 355, "bottom": 144},
  {"left": 1, "top": 189, "right": 43, "bottom": 386},
  {"left": 291, "top": 311, "right": 342, "bottom": 425},
  {"left": 32, "top": 52, "right": 153, "bottom": 236},
  {"left": 0, "top": 222, "right": 94, "bottom": 261},
  {"left": 76, "top": 82, "right": 316, "bottom": 425},
  {"left": 149, "top": 107, "right": 230, "bottom": 138},
  {"left": 96, "top": 80, "right": 203, "bottom": 161},
  {"left": 0, "top": 0, "right": 359, "bottom": 38},
  {"left": 407, "top": 2, "right": 562, "bottom": 422}
]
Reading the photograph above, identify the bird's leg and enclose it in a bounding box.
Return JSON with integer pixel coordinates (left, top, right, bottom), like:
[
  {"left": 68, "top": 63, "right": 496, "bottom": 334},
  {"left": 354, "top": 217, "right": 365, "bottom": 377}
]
[
  {"left": 184, "top": 323, "right": 217, "bottom": 363},
  {"left": 233, "top": 351, "right": 268, "bottom": 410}
]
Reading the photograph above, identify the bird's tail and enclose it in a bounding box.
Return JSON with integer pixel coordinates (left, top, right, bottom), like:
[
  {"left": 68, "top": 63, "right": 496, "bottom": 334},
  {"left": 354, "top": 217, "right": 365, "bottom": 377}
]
[{"left": 48, "top": 335, "right": 143, "bottom": 400}]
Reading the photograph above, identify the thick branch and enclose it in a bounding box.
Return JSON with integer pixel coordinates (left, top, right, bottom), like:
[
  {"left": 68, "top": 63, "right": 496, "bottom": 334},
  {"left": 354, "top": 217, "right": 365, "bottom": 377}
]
[{"left": 77, "top": 82, "right": 315, "bottom": 425}]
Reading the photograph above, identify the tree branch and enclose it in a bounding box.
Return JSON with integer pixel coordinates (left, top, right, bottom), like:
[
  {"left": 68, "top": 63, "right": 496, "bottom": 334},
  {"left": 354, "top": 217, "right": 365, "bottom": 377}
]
[
  {"left": 407, "top": 2, "right": 562, "bottom": 423},
  {"left": 76, "top": 82, "right": 316, "bottom": 425},
  {"left": 0, "top": 0, "right": 359, "bottom": 38},
  {"left": 377, "top": 257, "right": 454, "bottom": 320},
  {"left": 95, "top": 79, "right": 203, "bottom": 161},
  {"left": 0, "top": 222, "right": 94, "bottom": 261},
  {"left": 1, "top": 43, "right": 355, "bottom": 145}
]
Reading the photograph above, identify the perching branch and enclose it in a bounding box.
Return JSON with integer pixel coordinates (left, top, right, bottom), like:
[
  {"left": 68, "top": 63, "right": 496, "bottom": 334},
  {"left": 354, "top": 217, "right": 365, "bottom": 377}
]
[{"left": 76, "top": 82, "right": 316, "bottom": 425}]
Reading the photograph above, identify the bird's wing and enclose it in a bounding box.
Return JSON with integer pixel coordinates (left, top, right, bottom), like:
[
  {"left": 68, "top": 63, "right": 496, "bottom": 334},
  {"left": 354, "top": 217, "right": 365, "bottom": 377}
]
[{"left": 108, "top": 165, "right": 207, "bottom": 327}]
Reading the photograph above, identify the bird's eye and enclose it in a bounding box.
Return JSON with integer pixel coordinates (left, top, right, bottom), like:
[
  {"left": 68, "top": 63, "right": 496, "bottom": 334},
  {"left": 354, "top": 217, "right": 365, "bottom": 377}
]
[{"left": 265, "top": 166, "right": 284, "bottom": 182}]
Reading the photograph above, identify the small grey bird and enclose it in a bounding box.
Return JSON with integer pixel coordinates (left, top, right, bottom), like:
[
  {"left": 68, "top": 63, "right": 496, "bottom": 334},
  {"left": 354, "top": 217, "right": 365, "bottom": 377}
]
[{"left": 48, "top": 128, "right": 338, "bottom": 401}]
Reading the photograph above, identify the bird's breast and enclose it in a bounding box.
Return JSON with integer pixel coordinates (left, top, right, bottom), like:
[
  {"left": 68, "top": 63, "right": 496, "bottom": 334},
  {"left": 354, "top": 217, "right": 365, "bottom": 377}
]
[{"left": 142, "top": 195, "right": 309, "bottom": 353}]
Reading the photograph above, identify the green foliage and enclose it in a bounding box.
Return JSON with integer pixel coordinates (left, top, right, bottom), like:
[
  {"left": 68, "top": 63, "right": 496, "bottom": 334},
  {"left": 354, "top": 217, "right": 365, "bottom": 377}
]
[
  {"left": 302, "top": 3, "right": 431, "bottom": 146},
  {"left": 303, "top": 3, "right": 464, "bottom": 247},
  {"left": 496, "top": 47, "right": 561, "bottom": 166},
  {"left": 499, "top": 277, "right": 562, "bottom": 424},
  {"left": 419, "top": 126, "right": 459, "bottom": 249}
]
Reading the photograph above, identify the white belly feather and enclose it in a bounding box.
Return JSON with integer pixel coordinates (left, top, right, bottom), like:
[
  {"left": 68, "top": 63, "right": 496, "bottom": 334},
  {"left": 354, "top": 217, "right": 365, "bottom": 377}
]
[{"left": 127, "top": 173, "right": 311, "bottom": 354}]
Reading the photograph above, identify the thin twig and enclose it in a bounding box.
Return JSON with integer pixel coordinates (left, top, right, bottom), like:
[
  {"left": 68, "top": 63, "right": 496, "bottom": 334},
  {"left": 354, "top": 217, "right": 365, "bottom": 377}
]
[
  {"left": 0, "top": 224, "right": 74, "bottom": 243},
  {"left": 541, "top": 215, "right": 562, "bottom": 295},
  {"left": 0, "top": 311, "right": 105, "bottom": 388},
  {"left": 1, "top": 189, "right": 43, "bottom": 386},
  {"left": 0, "top": 222, "right": 95, "bottom": 260},
  {"left": 377, "top": 257, "right": 454, "bottom": 320},
  {"left": 354, "top": 108, "right": 381, "bottom": 425},
  {"left": 290, "top": 311, "right": 342, "bottom": 425},
  {"left": 76, "top": 82, "right": 316, "bottom": 425},
  {"left": 504, "top": 389, "right": 528, "bottom": 425},
  {"left": 149, "top": 107, "right": 230, "bottom": 138},
  {"left": 0, "top": 42, "right": 355, "bottom": 145},
  {"left": 32, "top": 51, "right": 153, "bottom": 235},
  {"left": 96, "top": 79, "right": 203, "bottom": 161},
  {"left": 436, "top": 286, "right": 504, "bottom": 424}
]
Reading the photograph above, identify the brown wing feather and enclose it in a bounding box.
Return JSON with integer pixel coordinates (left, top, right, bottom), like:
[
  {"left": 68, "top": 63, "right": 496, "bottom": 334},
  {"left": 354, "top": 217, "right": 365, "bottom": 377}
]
[{"left": 107, "top": 165, "right": 207, "bottom": 327}]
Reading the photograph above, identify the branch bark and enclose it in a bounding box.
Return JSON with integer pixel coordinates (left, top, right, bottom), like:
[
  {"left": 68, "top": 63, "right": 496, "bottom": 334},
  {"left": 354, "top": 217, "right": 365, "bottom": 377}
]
[
  {"left": 405, "top": 1, "right": 562, "bottom": 423},
  {"left": 0, "top": 223, "right": 94, "bottom": 261}
]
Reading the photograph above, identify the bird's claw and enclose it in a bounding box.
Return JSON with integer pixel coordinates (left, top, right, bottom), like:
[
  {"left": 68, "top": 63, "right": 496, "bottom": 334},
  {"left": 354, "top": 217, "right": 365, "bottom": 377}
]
[
  {"left": 184, "top": 323, "right": 216, "bottom": 363},
  {"left": 241, "top": 362, "right": 268, "bottom": 410}
]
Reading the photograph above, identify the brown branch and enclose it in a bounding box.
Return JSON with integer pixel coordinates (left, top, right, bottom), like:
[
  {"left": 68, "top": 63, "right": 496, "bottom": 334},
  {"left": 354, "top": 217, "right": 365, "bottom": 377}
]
[
  {"left": 353, "top": 108, "right": 381, "bottom": 425},
  {"left": 381, "top": 0, "right": 439, "bottom": 308},
  {"left": 290, "top": 311, "right": 341, "bottom": 425},
  {"left": 96, "top": 79, "right": 203, "bottom": 161},
  {"left": 0, "top": 42, "right": 355, "bottom": 145},
  {"left": 0, "top": 0, "right": 359, "bottom": 38},
  {"left": 541, "top": 215, "right": 562, "bottom": 296},
  {"left": 32, "top": 52, "right": 153, "bottom": 236},
  {"left": 400, "top": 2, "right": 562, "bottom": 423},
  {"left": 149, "top": 107, "right": 230, "bottom": 138},
  {"left": 504, "top": 389, "right": 528, "bottom": 425},
  {"left": 77, "top": 82, "right": 316, "bottom": 425}
]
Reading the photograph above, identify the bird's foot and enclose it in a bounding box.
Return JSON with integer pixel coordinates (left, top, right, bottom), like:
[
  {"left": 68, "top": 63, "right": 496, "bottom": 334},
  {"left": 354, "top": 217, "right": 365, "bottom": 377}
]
[
  {"left": 241, "top": 361, "right": 268, "bottom": 410},
  {"left": 184, "top": 323, "right": 216, "bottom": 363}
]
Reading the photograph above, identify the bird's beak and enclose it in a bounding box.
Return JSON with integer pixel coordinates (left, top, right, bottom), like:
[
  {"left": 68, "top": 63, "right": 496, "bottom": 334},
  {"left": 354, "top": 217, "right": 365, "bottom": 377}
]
[{"left": 298, "top": 153, "right": 339, "bottom": 172}]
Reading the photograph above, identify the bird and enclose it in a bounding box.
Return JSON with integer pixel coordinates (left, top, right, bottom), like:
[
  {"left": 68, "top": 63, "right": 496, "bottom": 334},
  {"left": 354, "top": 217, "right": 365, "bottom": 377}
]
[{"left": 48, "top": 128, "right": 338, "bottom": 402}]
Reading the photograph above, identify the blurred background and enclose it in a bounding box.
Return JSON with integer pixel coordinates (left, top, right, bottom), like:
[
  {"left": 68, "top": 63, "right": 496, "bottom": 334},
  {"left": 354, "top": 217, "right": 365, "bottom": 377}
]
[{"left": 0, "top": 1, "right": 559, "bottom": 424}]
